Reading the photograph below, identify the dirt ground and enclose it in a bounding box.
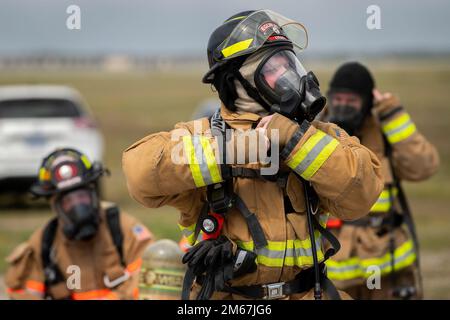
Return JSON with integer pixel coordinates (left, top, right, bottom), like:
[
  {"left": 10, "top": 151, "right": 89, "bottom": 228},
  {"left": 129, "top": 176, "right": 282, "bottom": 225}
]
[{"left": 1, "top": 59, "right": 449, "bottom": 299}]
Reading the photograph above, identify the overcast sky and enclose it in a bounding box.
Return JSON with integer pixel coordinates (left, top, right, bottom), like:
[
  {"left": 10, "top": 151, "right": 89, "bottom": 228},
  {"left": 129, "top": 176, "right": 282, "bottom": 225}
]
[{"left": 1, "top": 0, "right": 449, "bottom": 56}]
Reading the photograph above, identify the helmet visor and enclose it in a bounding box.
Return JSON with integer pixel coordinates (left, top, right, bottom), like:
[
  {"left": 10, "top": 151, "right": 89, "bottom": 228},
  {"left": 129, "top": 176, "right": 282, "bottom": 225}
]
[{"left": 215, "top": 10, "right": 308, "bottom": 62}]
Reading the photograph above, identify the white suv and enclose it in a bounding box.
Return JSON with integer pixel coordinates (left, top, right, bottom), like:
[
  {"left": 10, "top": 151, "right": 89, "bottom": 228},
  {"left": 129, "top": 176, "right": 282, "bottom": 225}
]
[{"left": 0, "top": 85, "right": 104, "bottom": 193}]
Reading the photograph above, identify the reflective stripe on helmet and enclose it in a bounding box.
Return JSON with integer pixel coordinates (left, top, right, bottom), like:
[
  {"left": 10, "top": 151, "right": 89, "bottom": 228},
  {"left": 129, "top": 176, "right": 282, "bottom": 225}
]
[
  {"left": 223, "top": 15, "right": 248, "bottom": 23},
  {"left": 80, "top": 154, "right": 92, "bottom": 169},
  {"left": 382, "top": 113, "right": 417, "bottom": 144},
  {"left": 286, "top": 130, "right": 339, "bottom": 180},
  {"left": 182, "top": 135, "right": 223, "bottom": 188},
  {"left": 326, "top": 239, "right": 416, "bottom": 281},
  {"left": 221, "top": 38, "right": 254, "bottom": 58}
]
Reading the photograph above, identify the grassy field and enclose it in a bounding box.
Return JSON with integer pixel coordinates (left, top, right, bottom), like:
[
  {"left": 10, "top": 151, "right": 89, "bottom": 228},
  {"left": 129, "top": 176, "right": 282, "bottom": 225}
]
[{"left": 0, "top": 60, "right": 449, "bottom": 298}]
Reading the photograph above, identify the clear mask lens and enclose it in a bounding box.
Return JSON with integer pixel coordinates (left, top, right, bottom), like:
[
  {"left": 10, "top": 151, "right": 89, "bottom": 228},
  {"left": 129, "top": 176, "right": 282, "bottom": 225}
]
[
  {"left": 59, "top": 188, "right": 93, "bottom": 214},
  {"left": 260, "top": 50, "right": 307, "bottom": 95}
]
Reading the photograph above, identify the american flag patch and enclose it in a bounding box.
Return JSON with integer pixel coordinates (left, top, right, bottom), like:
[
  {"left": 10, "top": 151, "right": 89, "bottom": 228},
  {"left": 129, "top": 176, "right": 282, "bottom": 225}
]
[{"left": 132, "top": 225, "right": 151, "bottom": 242}]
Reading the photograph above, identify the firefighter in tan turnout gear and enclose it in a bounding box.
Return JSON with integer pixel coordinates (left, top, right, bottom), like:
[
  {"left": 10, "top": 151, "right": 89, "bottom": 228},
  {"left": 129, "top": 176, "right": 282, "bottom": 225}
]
[
  {"left": 123, "top": 10, "right": 383, "bottom": 300},
  {"left": 324, "top": 62, "right": 440, "bottom": 299},
  {"left": 5, "top": 148, "right": 153, "bottom": 300}
]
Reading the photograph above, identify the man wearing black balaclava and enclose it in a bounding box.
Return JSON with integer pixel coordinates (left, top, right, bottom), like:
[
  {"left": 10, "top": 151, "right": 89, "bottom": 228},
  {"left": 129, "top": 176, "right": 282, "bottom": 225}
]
[{"left": 324, "top": 62, "right": 440, "bottom": 299}]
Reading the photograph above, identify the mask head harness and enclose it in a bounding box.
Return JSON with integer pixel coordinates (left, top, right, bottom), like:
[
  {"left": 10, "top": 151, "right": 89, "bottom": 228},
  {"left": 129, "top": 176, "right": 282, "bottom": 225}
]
[
  {"left": 203, "top": 10, "right": 324, "bottom": 120},
  {"left": 31, "top": 148, "right": 107, "bottom": 241}
]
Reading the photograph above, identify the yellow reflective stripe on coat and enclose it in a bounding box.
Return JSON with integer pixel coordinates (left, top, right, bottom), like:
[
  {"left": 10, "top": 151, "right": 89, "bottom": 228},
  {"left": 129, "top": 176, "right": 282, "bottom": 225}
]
[
  {"left": 183, "top": 135, "right": 223, "bottom": 187},
  {"left": 221, "top": 39, "right": 254, "bottom": 58},
  {"left": 326, "top": 240, "right": 416, "bottom": 281},
  {"left": 177, "top": 223, "right": 204, "bottom": 246},
  {"left": 382, "top": 113, "right": 416, "bottom": 144},
  {"left": 370, "top": 187, "right": 398, "bottom": 213},
  {"left": 287, "top": 130, "right": 339, "bottom": 180},
  {"left": 178, "top": 223, "right": 196, "bottom": 244},
  {"left": 236, "top": 230, "right": 324, "bottom": 268}
]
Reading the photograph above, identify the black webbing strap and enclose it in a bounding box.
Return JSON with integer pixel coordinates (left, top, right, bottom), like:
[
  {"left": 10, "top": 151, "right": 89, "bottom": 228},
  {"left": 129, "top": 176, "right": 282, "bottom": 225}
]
[
  {"left": 105, "top": 205, "right": 125, "bottom": 266},
  {"left": 181, "top": 268, "right": 196, "bottom": 300},
  {"left": 300, "top": 175, "right": 341, "bottom": 300},
  {"left": 218, "top": 263, "right": 341, "bottom": 300},
  {"left": 230, "top": 167, "right": 289, "bottom": 186},
  {"left": 193, "top": 201, "right": 210, "bottom": 242},
  {"left": 311, "top": 214, "right": 343, "bottom": 300},
  {"left": 209, "top": 111, "right": 268, "bottom": 249},
  {"left": 220, "top": 271, "right": 315, "bottom": 299},
  {"left": 231, "top": 167, "right": 261, "bottom": 178},
  {"left": 321, "top": 274, "right": 342, "bottom": 300},
  {"left": 280, "top": 120, "right": 311, "bottom": 161},
  {"left": 312, "top": 216, "right": 341, "bottom": 260},
  {"left": 41, "top": 218, "right": 66, "bottom": 299},
  {"left": 379, "top": 106, "right": 404, "bottom": 122},
  {"left": 211, "top": 109, "right": 231, "bottom": 180},
  {"left": 234, "top": 195, "right": 268, "bottom": 249}
]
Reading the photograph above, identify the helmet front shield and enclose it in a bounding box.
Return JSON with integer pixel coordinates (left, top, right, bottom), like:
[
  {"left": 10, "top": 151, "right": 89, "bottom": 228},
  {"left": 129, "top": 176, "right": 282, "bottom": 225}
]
[{"left": 215, "top": 10, "right": 308, "bottom": 62}]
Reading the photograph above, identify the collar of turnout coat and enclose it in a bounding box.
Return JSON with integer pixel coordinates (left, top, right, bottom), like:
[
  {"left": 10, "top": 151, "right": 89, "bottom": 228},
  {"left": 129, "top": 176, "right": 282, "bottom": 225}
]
[{"left": 219, "top": 104, "right": 262, "bottom": 129}]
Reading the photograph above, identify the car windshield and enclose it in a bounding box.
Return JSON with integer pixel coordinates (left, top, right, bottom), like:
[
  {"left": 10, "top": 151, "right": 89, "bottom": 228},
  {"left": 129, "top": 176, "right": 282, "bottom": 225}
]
[{"left": 0, "top": 99, "right": 82, "bottom": 118}]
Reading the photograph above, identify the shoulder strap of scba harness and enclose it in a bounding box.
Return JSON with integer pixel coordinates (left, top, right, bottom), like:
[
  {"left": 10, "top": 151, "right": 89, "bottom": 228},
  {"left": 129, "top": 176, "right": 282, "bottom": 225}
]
[
  {"left": 41, "top": 205, "right": 125, "bottom": 299},
  {"left": 193, "top": 110, "right": 268, "bottom": 249},
  {"left": 299, "top": 174, "right": 341, "bottom": 300}
]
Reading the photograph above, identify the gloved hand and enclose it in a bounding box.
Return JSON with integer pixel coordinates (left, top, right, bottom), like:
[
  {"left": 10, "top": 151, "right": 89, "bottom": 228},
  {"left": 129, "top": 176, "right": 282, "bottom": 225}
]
[
  {"left": 372, "top": 89, "right": 402, "bottom": 118},
  {"left": 182, "top": 237, "right": 220, "bottom": 276},
  {"left": 182, "top": 236, "right": 256, "bottom": 300},
  {"left": 182, "top": 236, "right": 234, "bottom": 300},
  {"left": 259, "top": 113, "right": 304, "bottom": 148}
]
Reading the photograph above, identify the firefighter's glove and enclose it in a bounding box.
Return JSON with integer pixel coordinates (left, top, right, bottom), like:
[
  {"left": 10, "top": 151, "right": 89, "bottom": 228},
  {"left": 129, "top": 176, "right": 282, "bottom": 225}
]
[
  {"left": 182, "top": 237, "right": 215, "bottom": 276},
  {"left": 183, "top": 236, "right": 255, "bottom": 300}
]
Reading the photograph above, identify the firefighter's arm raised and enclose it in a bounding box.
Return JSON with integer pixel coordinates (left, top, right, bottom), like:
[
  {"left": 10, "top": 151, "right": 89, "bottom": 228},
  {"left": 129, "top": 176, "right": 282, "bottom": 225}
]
[
  {"left": 122, "top": 118, "right": 265, "bottom": 210},
  {"left": 374, "top": 91, "right": 440, "bottom": 181},
  {"left": 266, "top": 113, "right": 384, "bottom": 220},
  {"left": 123, "top": 118, "right": 224, "bottom": 214}
]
